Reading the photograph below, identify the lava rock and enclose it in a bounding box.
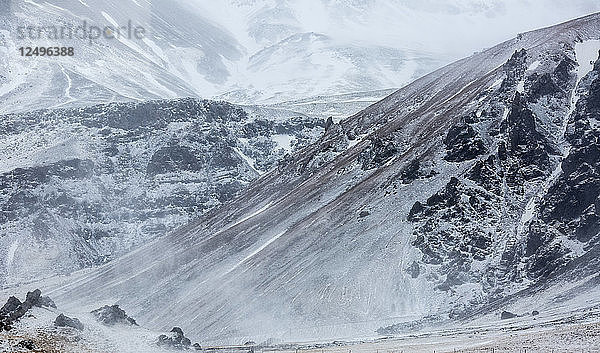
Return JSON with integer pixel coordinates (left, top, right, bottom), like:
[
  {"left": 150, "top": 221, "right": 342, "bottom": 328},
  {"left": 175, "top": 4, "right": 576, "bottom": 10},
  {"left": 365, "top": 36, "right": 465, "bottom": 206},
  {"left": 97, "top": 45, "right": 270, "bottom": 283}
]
[
  {"left": 406, "top": 261, "right": 420, "bottom": 279},
  {"left": 16, "top": 339, "right": 36, "bottom": 350},
  {"left": 443, "top": 124, "right": 486, "bottom": 162},
  {"left": 324, "top": 116, "right": 334, "bottom": 131},
  {"left": 501, "top": 311, "right": 517, "bottom": 320},
  {"left": 24, "top": 289, "right": 55, "bottom": 308},
  {"left": 500, "top": 49, "right": 528, "bottom": 92},
  {"left": 157, "top": 327, "right": 191, "bottom": 350},
  {"left": 527, "top": 73, "right": 561, "bottom": 102},
  {"left": 24, "top": 290, "right": 41, "bottom": 306},
  {"left": 359, "top": 137, "right": 398, "bottom": 170},
  {"left": 0, "top": 290, "right": 56, "bottom": 327},
  {"left": 399, "top": 159, "right": 422, "bottom": 184},
  {"left": 54, "top": 314, "right": 84, "bottom": 331},
  {"left": 37, "top": 296, "right": 57, "bottom": 309},
  {"left": 0, "top": 296, "right": 22, "bottom": 314},
  {"left": 407, "top": 201, "right": 425, "bottom": 221},
  {"left": 146, "top": 143, "right": 203, "bottom": 176},
  {"left": 0, "top": 316, "right": 12, "bottom": 331},
  {"left": 467, "top": 155, "right": 502, "bottom": 194},
  {"left": 91, "top": 305, "right": 138, "bottom": 326},
  {"left": 358, "top": 210, "right": 370, "bottom": 218}
]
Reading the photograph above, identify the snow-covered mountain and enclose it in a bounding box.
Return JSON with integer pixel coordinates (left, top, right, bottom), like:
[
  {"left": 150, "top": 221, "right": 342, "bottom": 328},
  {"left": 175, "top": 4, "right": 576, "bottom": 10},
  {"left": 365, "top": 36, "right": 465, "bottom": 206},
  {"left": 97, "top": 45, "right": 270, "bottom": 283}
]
[
  {"left": 20, "top": 12, "right": 599, "bottom": 345},
  {"left": 0, "top": 0, "right": 452, "bottom": 116},
  {"left": 4, "top": 0, "right": 598, "bottom": 117},
  {"left": 0, "top": 99, "right": 325, "bottom": 286}
]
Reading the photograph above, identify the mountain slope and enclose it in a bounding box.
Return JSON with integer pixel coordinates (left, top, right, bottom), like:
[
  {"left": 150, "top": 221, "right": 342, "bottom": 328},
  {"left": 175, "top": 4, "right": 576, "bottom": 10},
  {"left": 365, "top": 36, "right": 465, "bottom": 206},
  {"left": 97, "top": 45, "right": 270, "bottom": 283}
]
[{"left": 32, "top": 13, "right": 600, "bottom": 344}]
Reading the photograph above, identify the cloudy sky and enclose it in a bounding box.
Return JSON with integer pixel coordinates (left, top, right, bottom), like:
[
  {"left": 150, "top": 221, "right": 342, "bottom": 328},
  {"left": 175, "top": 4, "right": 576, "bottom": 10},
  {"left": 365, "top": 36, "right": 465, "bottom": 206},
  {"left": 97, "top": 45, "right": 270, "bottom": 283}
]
[
  {"left": 293, "top": 0, "right": 600, "bottom": 57},
  {"left": 191, "top": 0, "right": 600, "bottom": 61}
]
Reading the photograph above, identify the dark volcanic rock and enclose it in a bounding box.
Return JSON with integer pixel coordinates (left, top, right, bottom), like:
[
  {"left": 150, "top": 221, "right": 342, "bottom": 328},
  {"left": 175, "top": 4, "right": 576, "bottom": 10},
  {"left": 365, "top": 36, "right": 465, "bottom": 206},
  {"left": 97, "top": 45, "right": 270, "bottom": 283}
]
[
  {"left": 358, "top": 210, "right": 370, "bottom": 218},
  {"left": 91, "top": 305, "right": 138, "bottom": 326},
  {"left": 24, "top": 289, "right": 41, "bottom": 306},
  {"left": 157, "top": 327, "right": 191, "bottom": 350},
  {"left": 16, "top": 339, "right": 36, "bottom": 350},
  {"left": 0, "top": 290, "right": 52, "bottom": 324},
  {"left": 467, "top": 155, "right": 502, "bottom": 194},
  {"left": 324, "top": 116, "right": 334, "bottom": 131},
  {"left": 527, "top": 73, "right": 562, "bottom": 102},
  {"left": 500, "top": 49, "right": 528, "bottom": 92},
  {"left": 443, "top": 124, "right": 487, "bottom": 162},
  {"left": 54, "top": 314, "right": 84, "bottom": 331},
  {"left": 406, "top": 261, "right": 420, "bottom": 279},
  {"left": 408, "top": 177, "right": 496, "bottom": 287},
  {"left": 1, "top": 296, "right": 22, "bottom": 315},
  {"left": 501, "top": 92, "right": 557, "bottom": 186},
  {"left": 146, "top": 143, "right": 203, "bottom": 176},
  {"left": 399, "top": 159, "right": 421, "bottom": 184},
  {"left": 501, "top": 311, "right": 517, "bottom": 320},
  {"left": 359, "top": 137, "right": 398, "bottom": 170},
  {"left": 37, "top": 296, "right": 57, "bottom": 309},
  {"left": 0, "top": 98, "right": 325, "bottom": 284},
  {"left": 553, "top": 57, "right": 577, "bottom": 86},
  {"left": 521, "top": 55, "right": 600, "bottom": 280}
]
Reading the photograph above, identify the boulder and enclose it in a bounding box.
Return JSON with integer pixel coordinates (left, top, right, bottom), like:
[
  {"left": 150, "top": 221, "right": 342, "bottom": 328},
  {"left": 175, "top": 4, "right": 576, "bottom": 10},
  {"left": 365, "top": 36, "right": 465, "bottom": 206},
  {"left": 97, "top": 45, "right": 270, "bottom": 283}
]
[
  {"left": 37, "top": 296, "right": 57, "bottom": 309},
  {"left": 91, "top": 305, "right": 137, "bottom": 326},
  {"left": 501, "top": 311, "right": 517, "bottom": 320},
  {"left": 0, "top": 296, "right": 22, "bottom": 314},
  {"left": 157, "top": 327, "right": 192, "bottom": 350},
  {"left": 16, "top": 339, "right": 36, "bottom": 350},
  {"left": 358, "top": 210, "right": 370, "bottom": 218},
  {"left": 25, "top": 289, "right": 41, "bottom": 305},
  {"left": 54, "top": 314, "right": 84, "bottom": 331}
]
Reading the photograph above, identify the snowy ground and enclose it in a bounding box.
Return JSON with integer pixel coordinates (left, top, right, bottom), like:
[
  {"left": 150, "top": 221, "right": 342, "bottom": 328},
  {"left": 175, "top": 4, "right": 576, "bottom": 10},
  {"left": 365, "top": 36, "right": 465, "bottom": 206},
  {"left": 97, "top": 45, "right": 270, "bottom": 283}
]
[
  {"left": 2, "top": 300, "right": 600, "bottom": 352},
  {"left": 0, "top": 304, "right": 190, "bottom": 352}
]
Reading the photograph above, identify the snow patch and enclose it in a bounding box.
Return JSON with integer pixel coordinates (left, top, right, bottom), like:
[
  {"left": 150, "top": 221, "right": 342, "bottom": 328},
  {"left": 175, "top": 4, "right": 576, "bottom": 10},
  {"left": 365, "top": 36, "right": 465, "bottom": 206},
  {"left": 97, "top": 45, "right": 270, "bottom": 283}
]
[
  {"left": 527, "top": 60, "right": 541, "bottom": 72},
  {"left": 233, "top": 146, "right": 263, "bottom": 175},
  {"left": 223, "top": 230, "right": 287, "bottom": 276},
  {"left": 273, "top": 134, "right": 295, "bottom": 152},
  {"left": 574, "top": 40, "right": 600, "bottom": 83}
]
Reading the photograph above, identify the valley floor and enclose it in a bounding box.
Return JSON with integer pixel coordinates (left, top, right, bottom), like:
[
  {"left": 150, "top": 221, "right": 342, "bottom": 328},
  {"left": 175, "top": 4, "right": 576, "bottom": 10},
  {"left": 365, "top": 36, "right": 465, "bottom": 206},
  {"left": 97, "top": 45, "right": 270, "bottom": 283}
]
[
  {"left": 2, "top": 296, "right": 600, "bottom": 353},
  {"left": 2, "top": 313, "right": 600, "bottom": 352},
  {"left": 269, "top": 322, "right": 600, "bottom": 353}
]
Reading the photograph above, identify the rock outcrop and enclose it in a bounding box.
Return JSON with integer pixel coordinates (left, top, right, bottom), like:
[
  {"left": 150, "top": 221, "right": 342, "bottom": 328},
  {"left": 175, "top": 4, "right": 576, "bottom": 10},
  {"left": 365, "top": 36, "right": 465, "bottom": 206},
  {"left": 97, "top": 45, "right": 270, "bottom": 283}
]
[{"left": 91, "top": 305, "right": 137, "bottom": 326}]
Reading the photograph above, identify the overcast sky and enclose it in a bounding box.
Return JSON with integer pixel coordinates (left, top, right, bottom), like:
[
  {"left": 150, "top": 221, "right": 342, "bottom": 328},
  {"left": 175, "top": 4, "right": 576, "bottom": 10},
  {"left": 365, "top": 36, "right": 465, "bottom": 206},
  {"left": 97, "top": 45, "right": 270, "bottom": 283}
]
[{"left": 306, "top": 0, "right": 600, "bottom": 57}]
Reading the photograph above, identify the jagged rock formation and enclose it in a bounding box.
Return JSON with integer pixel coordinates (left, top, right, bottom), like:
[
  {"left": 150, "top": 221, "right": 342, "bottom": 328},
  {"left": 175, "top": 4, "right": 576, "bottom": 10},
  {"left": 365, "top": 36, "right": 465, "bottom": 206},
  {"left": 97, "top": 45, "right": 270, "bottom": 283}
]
[
  {"left": 91, "top": 305, "right": 138, "bottom": 326},
  {"left": 0, "top": 98, "right": 324, "bottom": 285},
  {"left": 32, "top": 13, "right": 600, "bottom": 344},
  {"left": 1, "top": 290, "right": 55, "bottom": 331},
  {"left": 157, "top": 327, "right": 192, "bottom": 350}
]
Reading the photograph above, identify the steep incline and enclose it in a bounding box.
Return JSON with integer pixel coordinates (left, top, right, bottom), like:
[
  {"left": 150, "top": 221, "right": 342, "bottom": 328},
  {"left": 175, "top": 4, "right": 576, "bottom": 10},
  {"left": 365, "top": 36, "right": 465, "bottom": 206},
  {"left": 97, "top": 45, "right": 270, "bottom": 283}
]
[{"left": 33, "top": 13, "right": 600, "bottom": 344}]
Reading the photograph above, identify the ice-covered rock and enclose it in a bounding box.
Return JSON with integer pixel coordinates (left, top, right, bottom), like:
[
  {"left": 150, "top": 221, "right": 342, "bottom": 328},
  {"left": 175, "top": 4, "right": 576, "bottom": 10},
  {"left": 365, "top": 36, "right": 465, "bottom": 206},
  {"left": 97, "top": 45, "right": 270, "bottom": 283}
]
[
  {"left": 54, "top": 314, "right": 84, "bottom": 331},
  {"left": 91, "top": 305, "right": 137, "bottom": 326}
]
